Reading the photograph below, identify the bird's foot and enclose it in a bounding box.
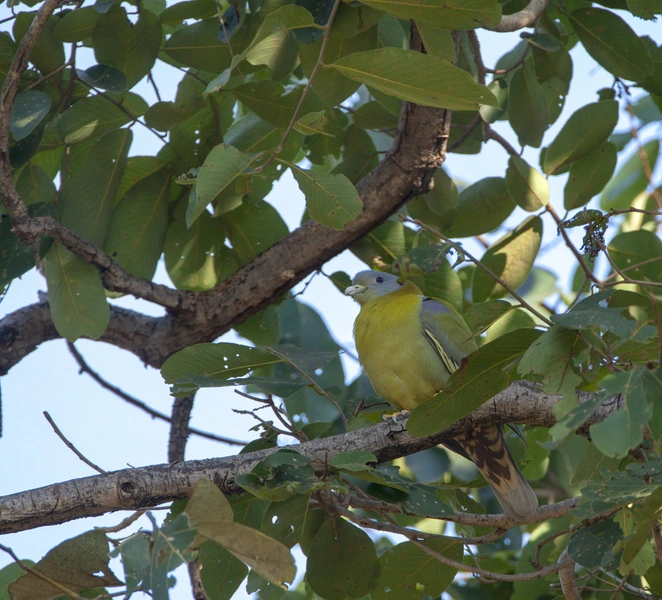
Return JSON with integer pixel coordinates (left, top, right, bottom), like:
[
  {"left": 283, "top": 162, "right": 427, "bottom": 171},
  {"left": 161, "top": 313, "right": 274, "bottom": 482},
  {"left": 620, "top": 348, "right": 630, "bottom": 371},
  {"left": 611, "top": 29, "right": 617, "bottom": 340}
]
[{"left": 383, "top": 410, "right": 410, "bottom": 423}]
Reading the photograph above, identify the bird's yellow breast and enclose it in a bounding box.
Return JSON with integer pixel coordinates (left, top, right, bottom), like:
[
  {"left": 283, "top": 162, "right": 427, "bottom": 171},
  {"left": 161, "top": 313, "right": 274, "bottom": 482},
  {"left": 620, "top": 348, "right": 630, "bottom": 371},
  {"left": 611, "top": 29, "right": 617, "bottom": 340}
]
[{"left": 353, "top": 291, "right": 448, "bottom": 412}]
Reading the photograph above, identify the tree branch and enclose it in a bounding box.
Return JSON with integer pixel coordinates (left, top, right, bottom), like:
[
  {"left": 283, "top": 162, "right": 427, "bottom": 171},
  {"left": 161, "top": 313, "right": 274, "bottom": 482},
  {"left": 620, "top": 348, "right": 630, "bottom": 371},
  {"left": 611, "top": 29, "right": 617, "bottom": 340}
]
[
  {"left": 488, "top": 0, "right": 550, "bottom": 32},
  {"left": 0, "top": 381, "right": 621, "bottom": 534}
]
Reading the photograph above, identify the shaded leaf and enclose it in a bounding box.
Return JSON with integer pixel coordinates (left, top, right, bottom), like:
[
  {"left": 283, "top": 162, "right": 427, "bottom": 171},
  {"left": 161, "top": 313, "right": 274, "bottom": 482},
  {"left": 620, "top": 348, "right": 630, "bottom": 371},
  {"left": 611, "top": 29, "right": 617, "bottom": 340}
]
[
  {"left": 505, "top": 156, "right": 549, "bottom": 212},
  {"left": 10, "top": 91, "right": 51, "bottom": 141},
  {"left": 509, "top": 65, "right": 547, "bottom": 148},
  {"left": 564, "top": 141, "right": 617, "bottom": 210}
]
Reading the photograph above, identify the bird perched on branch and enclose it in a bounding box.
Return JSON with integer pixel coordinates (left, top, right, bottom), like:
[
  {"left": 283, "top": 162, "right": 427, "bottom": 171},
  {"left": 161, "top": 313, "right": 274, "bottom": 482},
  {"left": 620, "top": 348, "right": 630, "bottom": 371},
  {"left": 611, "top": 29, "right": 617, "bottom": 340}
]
[{"left": 345, "top": 270, "right": 537, "bottom": 519}]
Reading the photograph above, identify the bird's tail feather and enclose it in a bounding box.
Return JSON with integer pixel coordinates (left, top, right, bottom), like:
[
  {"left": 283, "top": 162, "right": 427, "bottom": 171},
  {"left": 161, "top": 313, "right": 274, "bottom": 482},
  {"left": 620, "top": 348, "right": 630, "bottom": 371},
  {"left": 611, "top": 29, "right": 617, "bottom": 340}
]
[{"left": 451, "top": 425, "right": 538, "bottom": 520}]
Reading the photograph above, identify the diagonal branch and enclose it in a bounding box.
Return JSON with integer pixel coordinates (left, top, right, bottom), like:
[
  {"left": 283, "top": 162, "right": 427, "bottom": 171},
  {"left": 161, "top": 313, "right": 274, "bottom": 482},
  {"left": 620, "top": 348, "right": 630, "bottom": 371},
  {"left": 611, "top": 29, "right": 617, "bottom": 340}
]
[{"left": 488, "top": 0, "right": 550, "bottom": 32}]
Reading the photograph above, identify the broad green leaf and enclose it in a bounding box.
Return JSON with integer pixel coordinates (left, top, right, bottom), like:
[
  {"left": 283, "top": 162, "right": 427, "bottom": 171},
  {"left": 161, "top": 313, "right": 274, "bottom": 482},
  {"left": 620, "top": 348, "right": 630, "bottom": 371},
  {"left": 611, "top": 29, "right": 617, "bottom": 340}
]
[
  {"left": 352, "top": 100, "right": 399, "bottom": 129},
  {"left": 505, "top": 156, "right": 549, "bottom": 211},
  {"left": 164, "top": 200, "right": 238, "bottom": 291},
  {"left": 115, "top": 156, "right": 169, "bottom": 202},
  {"left": 532, "top": 45, "right": 573, "bottom": 91},
  {"left": 590, "top": 369, "right": 653, "bottom": 458},
  {"left": 472, "top": 215, "right": 543, "bottom": 303},
  {"left": 360, "top": 0, "right": 501, "bottom": 29},
  {"left": 572, "top": 443, "right": 621, "bottom": 485},
  {"left": 543, "top": 100, "right": 618, "bottom": 175},
  {"left": 332, "top": 48, "right": 498, "bottom": 110},
  {"left": 509, "top": 65, "right": 547, "bottom": 148},
  {"left": 306, "top": 517, "right": 380, "bottom": 600},
  {"left": 236, "top": 306, "right": 281, "bottom": 347},
  {"left": 0, "top": 203, "right": 54, "bottom": 287},
  {"left": 164, "top": 18, "right": 231, "bottom": 73},
  {"left": 447, "top": 177, "right": 516, "bottom": 237},
  {"left": 10, "top": 91, "right": 51, "bottom": 141},
  {"left": 15, "top": 162, "right": 56, "bottom": 206},
  {"left": 161, "top": 342, "right": 281, "bottom": 384},
  {"left": 407, "top": 328, "right": 542, "bottom": 437},
  {"left": 407, "top": 169, "right": 457, "bottom": 232},
  {"left": 261, "top": 494, "right": 311, "bottom": 548},
  {"left": 463, "top": 300, "right": 513, "bottom": 335},
  {"left": 13, "top": 13, "right": 64, "bottom": 75},
  {"left": 640, "top": 37, "right": 662, "bottom": 98},
  {"left": 570, "top": 7, "right": 653, "bottom": 82},
  {"left": 93, "top": 6, "right": 161, "bottom": 88},
  {"left": 547, "top": 393, "right": 606, "bottom": 448},
  {"left": 351, "top": 218, "right": 409, "bottom": 266},
  {"left": 159, "top": 0, "right": 217, "bottom": 25},
  {"left": 224, "top": 200, "right": 289, "bottom": 262},
  {"left": 57, "top": 93, "right": 147, "bottom": 145},
  {"left": 8, "top": 530, "right": 121, "bottom": 600},
  {"left": 190, "top": 144, "right": 255, "bottom": 226},
  {"left": 53, "top": 6, "right": 99, "bottom": 41},
  {"left": 232, "top": 81, "right": 323, "bottom": 128},
  {"left": 223, "top": 113, "right": 283, "bottom": 153},
  {"left": 301, "top": 26, "right": 378, "bottom": 106},
  {"left": 372, "top": 537, "right": 461, "bottom": 600},
  {"left": 198, "top": 541, "right": 248, "bottom": 600},
  {"left": 608, "top": 230, "right": 662, "bottom": 282},
  {"left": 329, "top": 451, "right": 377, "bottom": 471},
  {"left": 104, "top": 170, "right": 170, "bottom": 280},
  {"left": 77, "top": 64, "right": 127, "bottom": 93},
  {"left": 44, "top": 244, "right": 110, "bottom": 342},
  {"left": 416, "top": 21, "right": 456, "bottom": 60},
  {"left": 568, "top": 519, "right": 622, "bottom": 568},
  {"left": 479, "top": 78, "right": 508, "bottom": 124},
  {"left": 0, "top": 562, "right": 35, "bottom": 600},
  {"left": 0, "top": 32, "right": 18, "bottom": 81},
  {"left": 483, "top": 306, "right": 536, "bottom": 343},
  {"left": 600, "top": 140, "right": 659, "bottom": 210},
  {"left": 518, "top": 325, "right": 582, "bottom": 396},
  {"left": 290, "top": 165, "right": 362, "bottom": 229},
  {"left": 60, "top": 128, "right": 132, "bottom": 246},
  {"left": 186, "top": 480, "right": 295, "bottom": 587},
  {"left": 564, "top": 141, "right": 617, "bottom": 210}
]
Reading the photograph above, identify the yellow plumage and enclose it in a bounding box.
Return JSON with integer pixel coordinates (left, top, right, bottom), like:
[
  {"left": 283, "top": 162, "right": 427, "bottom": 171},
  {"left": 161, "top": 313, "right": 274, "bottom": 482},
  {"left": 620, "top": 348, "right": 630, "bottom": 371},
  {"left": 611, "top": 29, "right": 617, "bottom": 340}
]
[{"left": 346, "top": 270, "right": 538, "bottom": 519}]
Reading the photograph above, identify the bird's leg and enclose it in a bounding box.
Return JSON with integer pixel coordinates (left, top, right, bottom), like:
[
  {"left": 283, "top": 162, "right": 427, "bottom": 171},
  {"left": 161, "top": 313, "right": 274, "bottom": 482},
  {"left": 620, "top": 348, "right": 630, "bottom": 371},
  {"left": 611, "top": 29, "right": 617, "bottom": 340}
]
[{"left": 382, "top": 410, "right": 410, "bottom": 423}]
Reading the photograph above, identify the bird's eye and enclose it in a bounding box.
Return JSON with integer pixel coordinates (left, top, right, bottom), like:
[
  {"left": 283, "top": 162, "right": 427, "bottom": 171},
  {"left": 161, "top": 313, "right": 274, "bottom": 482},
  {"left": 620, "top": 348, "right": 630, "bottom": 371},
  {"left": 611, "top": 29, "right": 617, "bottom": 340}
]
[{"left": 376, "top": 276, "right": 384, "bottom": 283}]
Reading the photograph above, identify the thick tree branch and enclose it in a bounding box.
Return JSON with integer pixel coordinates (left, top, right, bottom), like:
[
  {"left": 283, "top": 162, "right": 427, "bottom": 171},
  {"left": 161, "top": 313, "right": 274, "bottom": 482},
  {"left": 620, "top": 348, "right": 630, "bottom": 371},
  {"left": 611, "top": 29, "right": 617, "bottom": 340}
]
[
  {"left": 489, "top": 0, "right": 549, "bottom": 32},
  {"left": 0, "top": 382, "right": 621, "bottom": 535}
]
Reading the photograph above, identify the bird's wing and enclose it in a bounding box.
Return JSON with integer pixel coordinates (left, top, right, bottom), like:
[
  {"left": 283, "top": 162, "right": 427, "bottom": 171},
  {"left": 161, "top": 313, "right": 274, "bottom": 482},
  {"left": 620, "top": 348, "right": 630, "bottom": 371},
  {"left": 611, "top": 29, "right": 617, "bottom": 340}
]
[{"left": 419, "top": 297, "right": 477, "bottom": 372}]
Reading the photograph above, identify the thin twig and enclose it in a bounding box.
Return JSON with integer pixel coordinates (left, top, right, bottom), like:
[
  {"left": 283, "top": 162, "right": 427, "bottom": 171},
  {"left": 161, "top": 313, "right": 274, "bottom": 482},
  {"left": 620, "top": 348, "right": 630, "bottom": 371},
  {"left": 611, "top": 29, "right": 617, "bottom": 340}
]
[
  {"left": 403, "top": 217, "right": 553, "bottom": 325},
  {"left": 233, "top": 389, "right": 305, "bottom": 441},
  {"left": 557, "top": 548, "right": 581, "bottom": 600},
  {"left": 67, "top": 342, "right": 246, "bottom": 446},
  {"left": 23, "top": 61, "right": 70, "bottom": 91},
  {"left": 43, "top": 411, "right": 107, "bottom": 474},
  {"left": 147, "top": 71, "right": 162, "bottom": 102},
  {"left": 265, "top": 345, "right": 350, "bottom": 428},
  {"left": 447, "top": 114, "right": 482, "bottom": 153},
  {"left": 484, "top": 125, "right": 520, "bottom": 156},
  {"left": 98, "top": 510, "right": 146, "bottom": 533}
]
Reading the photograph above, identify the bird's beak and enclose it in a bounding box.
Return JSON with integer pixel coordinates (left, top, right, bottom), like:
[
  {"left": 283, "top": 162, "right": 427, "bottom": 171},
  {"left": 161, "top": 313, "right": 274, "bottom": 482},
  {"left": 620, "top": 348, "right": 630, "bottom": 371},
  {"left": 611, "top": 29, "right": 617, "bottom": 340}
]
[{"left": 345, "top": 284, "right": 364, "bottom": 297}]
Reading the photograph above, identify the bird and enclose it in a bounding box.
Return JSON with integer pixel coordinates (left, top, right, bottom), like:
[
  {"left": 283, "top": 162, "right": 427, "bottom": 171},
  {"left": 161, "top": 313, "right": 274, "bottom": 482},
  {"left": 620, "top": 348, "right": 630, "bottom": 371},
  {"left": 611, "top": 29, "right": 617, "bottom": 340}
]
[{"left": 345, "top": 269, "right": 538, "bottom": 519}]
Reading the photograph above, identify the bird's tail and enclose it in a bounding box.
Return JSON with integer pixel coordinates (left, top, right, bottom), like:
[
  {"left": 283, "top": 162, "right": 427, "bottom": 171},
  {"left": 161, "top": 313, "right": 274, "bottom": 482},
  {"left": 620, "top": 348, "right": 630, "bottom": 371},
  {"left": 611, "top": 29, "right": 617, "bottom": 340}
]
[{"left": 450, "top": 425, "right": 538, "bottom": 519}]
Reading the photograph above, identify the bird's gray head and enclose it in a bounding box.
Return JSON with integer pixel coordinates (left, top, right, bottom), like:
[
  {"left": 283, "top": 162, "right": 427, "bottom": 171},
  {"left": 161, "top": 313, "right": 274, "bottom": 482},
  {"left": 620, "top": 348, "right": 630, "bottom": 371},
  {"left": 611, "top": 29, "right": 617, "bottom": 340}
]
[{"left": 344, "top": 270, "right": 401, "bottom": 304}]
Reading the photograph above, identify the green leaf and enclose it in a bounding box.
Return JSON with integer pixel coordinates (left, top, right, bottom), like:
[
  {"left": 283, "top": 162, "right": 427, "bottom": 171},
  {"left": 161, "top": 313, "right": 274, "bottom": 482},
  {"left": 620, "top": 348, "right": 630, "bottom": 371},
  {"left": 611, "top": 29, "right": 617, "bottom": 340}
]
[
  {"left": 572, "top": 443, "right": 621, "bottom": 485},
  {"left": 10, "top": 91, "right": 51, "bottom": 141},
  {"left": 479, "top": 78, "right": 508, "bottom": 124},
  {"left": 505, "top": 156, "right": 549, "bottom": 211},
  {"left": 600, "top": 140, "right": 659, "bottom": 210},
  {"left": 164, "top": 18, "right": 231, "bottom": 73},
  {"left": 463, "top": 300, "right": 513, "bottom": 335},
  {"left": 224, "top": 200, "right": 289, "bottom": 262},
  {"left": 407, "top": 168, "right": 457, "bottom": 232},
  {"left": 15, "top": 162, "right": 56, "bottom": 206},
  {"left": 590, "top": 369, "right": 653, "bottom": 458},
  {"left": 570, "top": 7, "right": 653, "bottom": 82},
  {"left": 13, "top": 13, "right": 64, "bottom": 75},
  {"left": 372, "top": 537, "right": 461, "bottom": 600},
  {"left": 543, "top": 100, "right": 618, "bottom": 175},
  {"left": 53, "top": 6, "right": 99, "bottom": 41},
  {"left": 352, "top": 100, "right": 399, "bottom": 129},
  {"left": 608, "top": 230, "right": 662, "bottom": 282},
  {"left": 564, "top": 141, "right": 617, "bottom": 210},
  {"left": 351, "top": 218, "right": 409, "bottom": 266},
  {"left": 518, "top": 325, "right": 582, "bottom": 396},
  {"left": 261, "top": 494, "right": 311, "bottom": 548},
  {"left": 568, "top": 519, "right": 622, "bottom": 568},
  {"left": 407, "top": 328, "right": 542, "bottom": 437},
  {"left": 186, "top": 480, "right": 295, "bottom": 587},
  {"left": 472, "top": 215, "right": 543, "bottom": 303},
  {"left": 532, "top": 44, "right": 573, "bottom": 90},
  {"left": 198, "top": 540, "right": 248, "bottom": 600},
  {"left": 236, "top": 306, "right": 280, "bottom": 347},
  {"left": 92, "top": 6, "right": 161, "bottom": 88},
  {"left": 8, "top": 530, "right": 121, "bottom": 600},
  {"left": 332, "top": 48, "right": 499, "bottom": 110},
  {"left": 447, "top": 177, "right": 516, "bottom": 238},
  {"left": 77, "top": 64, "right": 127, "bottom": 93},
  {"left": 190, "top": 144, "right": 255, "bottom": 226},
  {"left": 164, "top": 199, "right": 238, "bottom": 291},
  {"left": 104, "top": 170, "right": 170, "bottom": 280},
  {"left": 231, "top": 81, "right": 323, "bottom": 128},
  {"left": 57, "top": 93, "right": 147, "bottom": 145},
  {"left": 0, "top": 32, "right": 18, "bottom": 81},
  {"left": 60, "top": 129, "right": 132, "bottom": 247},
  {"left": 416, "top": 21, "right": 456, "bottom": 60},
  {"left": 161, "top": 342, "right": 282, "bottom": 384},
  {"left": 290, "top": 165, "right": 362, "bottom": 229},
  {"left": 44, "top": 244, "right": 110, "bottom": 342},
  {"left": 509, "top": 65, "right": 547, "bottom": 148},
  {"left": 360, "top": 0, "right": 501, "bottom": 29},
  {"left": 0, "top": 203, "right": 54, "bottom": 287},
  {"left": 306, "top": 517, "right": 380, "bottom": 600},
  {"left": 0, "top": 562, "right": 35, "bottom": 600},
  {"left": 330, "top": 451, "right": 377, "bottom": 471}
]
